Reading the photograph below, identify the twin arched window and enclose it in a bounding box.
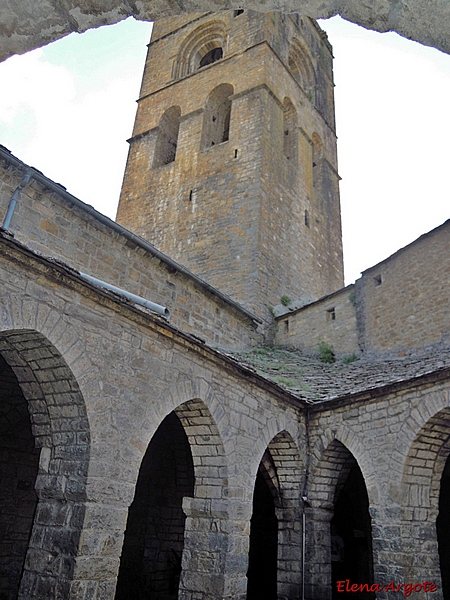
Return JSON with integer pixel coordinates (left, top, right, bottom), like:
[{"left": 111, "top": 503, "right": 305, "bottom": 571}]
[{"left": 153, "top": 84, "right": 233, "bottom": 169}]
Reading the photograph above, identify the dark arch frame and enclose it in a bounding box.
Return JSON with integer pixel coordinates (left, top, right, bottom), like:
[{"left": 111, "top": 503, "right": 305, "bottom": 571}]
[{"left": 0, "top": 329, "right": 90, "bottom": 598}]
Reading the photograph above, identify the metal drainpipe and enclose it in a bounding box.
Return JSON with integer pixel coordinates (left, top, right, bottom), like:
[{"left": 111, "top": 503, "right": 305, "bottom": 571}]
[
  {"left": 79, "top": 272, "right": 170, "bottom": 319},
  {"left": 301, "top": 496, "right": 311, "bottom": 600},
  {"left": 2, "top": 170, "right": 32, "bottom": 230}
]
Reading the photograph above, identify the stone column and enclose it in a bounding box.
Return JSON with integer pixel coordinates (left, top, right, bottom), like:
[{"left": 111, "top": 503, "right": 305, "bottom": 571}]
[
  {"left": 304, "top": 505, "right": 333, "bottom": 600},
  {"left": 276, "top": 506, "right": 303, "bottom": 600},
  {"left": 179, "top": 497, "right": 229, "bottom": 600},
  {"left": 371, "top": 505, "right": 442, "bottom": 599}
]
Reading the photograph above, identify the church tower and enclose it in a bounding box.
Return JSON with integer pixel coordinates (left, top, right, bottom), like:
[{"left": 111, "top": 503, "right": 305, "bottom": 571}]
[{"left": 116, "top": 11, "right": 344, "bottom": 318}]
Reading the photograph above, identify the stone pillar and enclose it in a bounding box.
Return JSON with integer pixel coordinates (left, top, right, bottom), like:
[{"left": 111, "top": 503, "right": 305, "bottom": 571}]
[
  {"left": 276, "top": 506, "right": 303, "bottom": 600},
  {"left": 179, "top": 497, "right": 229, "bottom": 600},
  {"left": 304, "top": 505, "right": 333, "bottom": 600},
  {"left": 371, "top": 505, "right": 442, "bottom": 599}
]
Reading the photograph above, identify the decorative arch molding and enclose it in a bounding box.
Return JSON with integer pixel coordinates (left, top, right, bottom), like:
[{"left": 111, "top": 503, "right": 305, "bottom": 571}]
[
  {"left": 0, "top": 329, "right": 90, "bottom": 598},
  {"left": 173, "top": 20, "right": 228, "bottom": 79},
  {"left": 288, "top": 39, "right": 316, "bottom": 98}
]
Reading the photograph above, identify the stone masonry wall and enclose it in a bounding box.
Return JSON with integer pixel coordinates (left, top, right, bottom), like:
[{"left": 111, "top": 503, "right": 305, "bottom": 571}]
[
  {"left": 356, "top": 219, "right": 450, "bottom": 355},
  {"left": 306, "top": 376, "right": 450, "bottom": 599},
  {"left": 0, "top": 151, "right": 261, "bottom": 351},
  {"left": 274, "top": 286, "right": 358, "bottom": 357},
  {"left": 2, "top": 232, "right": 450, "bottom": 598},
  {"left": 275, "top": 220, "right": 450, "bottom": 357},
  {"left": 117, "top": 12, "right": 344, "bottom": 316},
  {"left": 0, "top": 234, "right": 305, "bottom": 599}
]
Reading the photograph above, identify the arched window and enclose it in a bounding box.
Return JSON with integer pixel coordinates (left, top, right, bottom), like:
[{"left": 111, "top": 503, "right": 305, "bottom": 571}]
[
  {"left": 174, "top": 21, "right": 227, "bottom": 79},
  {"left": 201, "top": 84, "right": 234, "bottom": 149},
  {"left": 153, "top": 106, "right": 181, "bottom": 168},
  {"left": 199, "top": 47, "right": 223, "bottom": 68},
  {"left": 282, "top": 97, "right": 297, "bottom": 161},
  {"left": 288, "top": 40, "right": 316, "bottom": 97}
]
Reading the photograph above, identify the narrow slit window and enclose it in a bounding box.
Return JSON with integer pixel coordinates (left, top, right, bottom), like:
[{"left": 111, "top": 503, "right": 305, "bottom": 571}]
[
  {"left": 305, "top": 209, "right": 310, "bottom": 228},
  {"left": 327, "top": 307, "right": 336, "bottom": 321}
]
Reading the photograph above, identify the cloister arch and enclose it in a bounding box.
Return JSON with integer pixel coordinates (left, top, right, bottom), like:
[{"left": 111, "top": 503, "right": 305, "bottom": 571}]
[
  {"left": 306, "top": 437, "right": 374, "bottom": 599},
  {"left": 399, "top": 404, "right": 450, "bottom": 592},
  {"left": 0, "top": 329, "right": 90, "bottom": 598},
  {"left": 247, "top": 429, "right": 303, "bottom": 600},
  {"left": 117, "top": 396, "right": 229, "bottom": 600}
]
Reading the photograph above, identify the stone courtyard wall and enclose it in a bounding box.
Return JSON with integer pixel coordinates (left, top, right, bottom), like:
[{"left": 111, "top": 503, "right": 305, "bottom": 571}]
[
  {"left": 1, "top": 228, "right": 450, "bottom": 598},
  {"left": 274, "top": 285, "right": 358, "bottom": 357},
  {"left": 0, "top": 148, "right": 261, "bottom": 351},
  {"left": 0, "top": 233, "right": 305, "bottom": 599},
  {"left": 356, "top": 220, "right": 450, "bottom": 355},
  {"left": 275, "top": 219, "right": 450, "bottom": 357}
]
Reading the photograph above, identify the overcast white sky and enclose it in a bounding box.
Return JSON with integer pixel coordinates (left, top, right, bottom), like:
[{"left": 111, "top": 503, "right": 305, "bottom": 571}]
[{"left": 0, "top": 15, "right": 449, "bottom": 285}]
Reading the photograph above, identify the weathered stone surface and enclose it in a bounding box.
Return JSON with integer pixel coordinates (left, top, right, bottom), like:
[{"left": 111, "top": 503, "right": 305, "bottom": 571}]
[
  {"left": 230, "top": 345, "right": 450, "bottom": 403},
  {"left": 1, "top": 8, "right": 450, "bottom": 597},
  {"left": 275, "top": 219, "right": 450, "bottom": 358},
  {"left": 116, "top": 13, "right": 344, "bottom": 316},
  {"left": 1, "top": 0, "right": 450, "bottom": 63}
]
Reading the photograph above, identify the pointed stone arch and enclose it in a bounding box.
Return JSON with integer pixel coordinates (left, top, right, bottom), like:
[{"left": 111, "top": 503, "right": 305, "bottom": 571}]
[
  {"left": 0, "top": 329, "right": 90, "bottom": 599},
  {"left": 118, "top": 395, "right": 229, "bottom": 600},
  {"left": 398, "top": 399, "right": 450, "bottom": 593},
  {"left": 247, "top": 429, "right": 303, "bottom": 600},
  {"left": 306, "top": 437, "right": 374, "bottom": 599}
]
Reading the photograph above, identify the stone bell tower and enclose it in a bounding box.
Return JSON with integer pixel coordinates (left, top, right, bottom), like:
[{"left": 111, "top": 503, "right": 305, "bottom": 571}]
[{"left": 116, "top": 11, "right": 344, "bottom": 318}]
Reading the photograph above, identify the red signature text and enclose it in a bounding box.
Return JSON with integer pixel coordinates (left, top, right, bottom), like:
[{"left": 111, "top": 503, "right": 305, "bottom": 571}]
[{"left": 336, "top": 579, "right": 437, "bottom": 597}]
